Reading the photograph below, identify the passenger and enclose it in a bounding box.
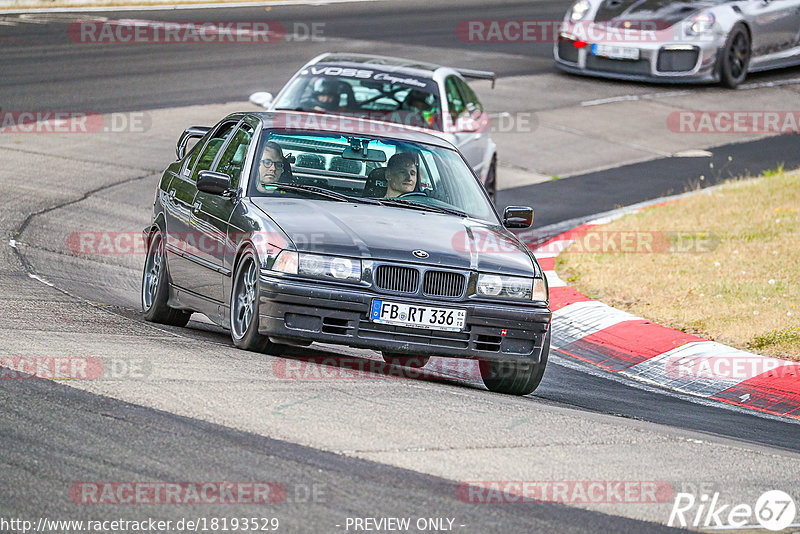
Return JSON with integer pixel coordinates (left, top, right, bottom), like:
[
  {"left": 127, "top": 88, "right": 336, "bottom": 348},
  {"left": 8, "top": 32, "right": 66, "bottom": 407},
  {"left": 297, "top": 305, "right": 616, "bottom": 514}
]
[
  {"left": 384, "top": 152, "right": 418, "bottom": 198},
  {"left": 256, "top": 141, "right": 286, "bottom": 192}
]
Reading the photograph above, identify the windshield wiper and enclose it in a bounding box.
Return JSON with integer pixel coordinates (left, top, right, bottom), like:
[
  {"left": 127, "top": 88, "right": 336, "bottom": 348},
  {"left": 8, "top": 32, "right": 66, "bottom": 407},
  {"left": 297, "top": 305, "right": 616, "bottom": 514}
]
[
  {"left": 267, "top": 184, "right": 382, "bottom": 205},
  {"left": 379, "top": 198, "right": 468, "bottom": 218}
]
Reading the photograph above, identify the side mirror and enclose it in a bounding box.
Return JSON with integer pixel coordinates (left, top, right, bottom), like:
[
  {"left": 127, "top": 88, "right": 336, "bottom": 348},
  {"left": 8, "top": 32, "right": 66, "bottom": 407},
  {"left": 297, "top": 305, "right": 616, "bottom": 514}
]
[
  {"left": 176, "top": 126, "right": 210, "bottom": 159},
  {"left": 249, "top": 91, "right": 274, "bottom": 109},
  {"left": 503, "top": 206, "right": 534, "bottom": 229},
  {"left": 197, "top": 170, "right": 232, "bottom": 196}
]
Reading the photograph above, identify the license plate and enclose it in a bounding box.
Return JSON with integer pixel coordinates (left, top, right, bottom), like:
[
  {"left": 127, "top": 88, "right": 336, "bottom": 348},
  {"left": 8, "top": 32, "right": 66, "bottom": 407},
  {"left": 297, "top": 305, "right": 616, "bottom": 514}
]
[
  {"left": 369, "top": 300, "right": 466, "bottom": 332},
  {"left": 591, "top": 43, "right": 640, "bottom": 60}
]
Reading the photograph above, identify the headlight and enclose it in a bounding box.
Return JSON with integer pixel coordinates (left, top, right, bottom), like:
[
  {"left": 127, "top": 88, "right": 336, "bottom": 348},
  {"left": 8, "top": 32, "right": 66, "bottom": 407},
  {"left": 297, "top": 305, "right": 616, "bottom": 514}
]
[
  {"left": 569, "top": 0, "right": 591, "bottom": 21},
  {"left": 477, "top": 274, "right": 547, "bottom": 301},
  {"left": 272, "top": 251, "right": 362, "bottom": 282},
  {"left": 685, "top": 12, "right": 715, "bottom": 35}
]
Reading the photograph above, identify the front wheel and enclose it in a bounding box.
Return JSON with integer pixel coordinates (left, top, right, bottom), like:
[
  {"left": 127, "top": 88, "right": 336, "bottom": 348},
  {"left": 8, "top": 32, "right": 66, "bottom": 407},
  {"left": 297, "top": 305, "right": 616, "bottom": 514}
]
[
  {"left": 480, "top": 331, "right": 549, "bottom": 395},
  {"left": 141, "top": 230, "right": 191, "bottom": 327},
  {"left": 720, "top": 24, "right": 751, "bottom": 89},
  {"left": 230, "top": 249, "right": 286, "bottom": 355}
]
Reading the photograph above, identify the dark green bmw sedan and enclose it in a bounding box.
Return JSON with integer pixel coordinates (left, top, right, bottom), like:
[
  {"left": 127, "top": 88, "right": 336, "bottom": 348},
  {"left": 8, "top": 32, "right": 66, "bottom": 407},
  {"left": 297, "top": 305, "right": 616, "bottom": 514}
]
[{"left": 142, "top": 111, "right": 551, "bottom": 395}]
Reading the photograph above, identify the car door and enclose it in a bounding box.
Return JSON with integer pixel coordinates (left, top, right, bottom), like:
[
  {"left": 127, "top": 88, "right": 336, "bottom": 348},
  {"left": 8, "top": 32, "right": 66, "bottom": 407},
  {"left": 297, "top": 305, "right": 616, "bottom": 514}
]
[
  {"left": 166, "top": 119, "right": 238, "bottom": 300},
  {"left": 744, "top": 0, "right": 800, "bottom": 56},
  {"left": 189, "top": 121, "right": 257, "bottom": 310}
]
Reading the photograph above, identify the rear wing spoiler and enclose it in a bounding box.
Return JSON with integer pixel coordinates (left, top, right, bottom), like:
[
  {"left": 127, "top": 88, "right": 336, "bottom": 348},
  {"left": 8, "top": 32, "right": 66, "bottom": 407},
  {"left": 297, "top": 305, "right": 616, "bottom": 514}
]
[{"left": 456, "top": 68, "right": 496, "bottom": 88}]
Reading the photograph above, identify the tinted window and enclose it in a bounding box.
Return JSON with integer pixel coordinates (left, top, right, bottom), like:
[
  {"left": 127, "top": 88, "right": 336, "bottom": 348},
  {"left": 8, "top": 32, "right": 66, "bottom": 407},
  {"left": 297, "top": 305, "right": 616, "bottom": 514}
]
[
  {"left": 190, "top": 122, "right": 237, "bottom": 182},
  {"left": 214, "top": 124, "right": 255, "bottom": 188}
]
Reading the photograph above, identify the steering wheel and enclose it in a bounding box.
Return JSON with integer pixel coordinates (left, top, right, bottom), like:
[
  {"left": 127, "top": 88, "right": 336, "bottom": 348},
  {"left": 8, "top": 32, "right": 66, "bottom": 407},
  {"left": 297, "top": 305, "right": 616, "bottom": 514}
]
[{"left": 397, "top": 191, "right": 428, "bottom": 199}]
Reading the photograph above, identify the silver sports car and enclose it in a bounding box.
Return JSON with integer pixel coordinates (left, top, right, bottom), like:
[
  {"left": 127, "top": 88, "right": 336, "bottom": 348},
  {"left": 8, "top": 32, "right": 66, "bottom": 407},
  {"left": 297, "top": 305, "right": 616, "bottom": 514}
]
[{"left": 554, "top": 0, "right": 800, "bottom": 87}]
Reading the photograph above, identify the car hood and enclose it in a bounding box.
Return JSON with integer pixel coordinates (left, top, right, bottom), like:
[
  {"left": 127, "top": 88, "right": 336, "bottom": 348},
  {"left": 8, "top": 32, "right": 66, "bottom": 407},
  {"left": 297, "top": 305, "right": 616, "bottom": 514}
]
[
  {"left": 594, "top": 0, "right": 721, "bottom": 26},
  {"left": 250, "top": 198, "right": 537, "bottom": 276}
]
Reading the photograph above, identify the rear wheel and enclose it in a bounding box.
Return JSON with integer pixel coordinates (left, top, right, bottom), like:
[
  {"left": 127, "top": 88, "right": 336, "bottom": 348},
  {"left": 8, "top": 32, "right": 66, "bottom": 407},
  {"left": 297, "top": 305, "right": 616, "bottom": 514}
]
[
  {"left": 230, "top": 249, "right": 286, "bottom": 355},
  {"left": 480, "top": 331, "right": 549, "bottom": 395},
  {"left": 141, "top": 230, "right": 191, "bottom": 327},
  {"left": 381, "top": 352, "right": 430, "bottom": 368},
  {"left": 720, "top": 24, "right": 751, "bottom": 89}
]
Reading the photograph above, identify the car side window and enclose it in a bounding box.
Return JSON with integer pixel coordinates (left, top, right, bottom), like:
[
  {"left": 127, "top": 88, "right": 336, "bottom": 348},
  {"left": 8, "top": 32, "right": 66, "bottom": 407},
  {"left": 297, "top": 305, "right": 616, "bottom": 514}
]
[
  {"left": 214, "top": 124, "right": 256, "bottom": 189},
  {"left": 190, "top": 122, "right": 237, "bottom": 182},
  {"left": 454, "top": 77, "right": 483, "bottom": 114},
  {"left": 444, "top": 76, "right": 465, "bottom": 125}
]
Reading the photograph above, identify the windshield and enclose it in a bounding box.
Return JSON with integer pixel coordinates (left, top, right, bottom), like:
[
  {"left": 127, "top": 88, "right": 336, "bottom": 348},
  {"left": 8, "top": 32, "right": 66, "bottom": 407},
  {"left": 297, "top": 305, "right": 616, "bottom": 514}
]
[
  {"left": 248, "top": 131, "right": 497, "bottom": 223},
  {"left": 274, "top": 66, "right": 443, "bottom": 130}
]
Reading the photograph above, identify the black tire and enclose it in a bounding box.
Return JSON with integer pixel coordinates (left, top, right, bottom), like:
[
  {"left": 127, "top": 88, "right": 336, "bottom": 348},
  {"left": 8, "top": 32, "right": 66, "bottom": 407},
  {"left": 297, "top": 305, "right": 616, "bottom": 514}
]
[
  {"left": 381, "top": 352, "right": 430, "bottom": 368},
  {"left": 141, "top": 230, "right": 191, "bottom": 327},
  {"left": 484, "top": 159, "right": 497, "bottom": 203},
  {"left": 720, "top": 24, "right": 751, "bottom": 89},
  {"left": 230, "top": 248, "right": 286, "bottom": 355},
  {"left": 480, "top": 331, "right": 549, "bottom": 395}
]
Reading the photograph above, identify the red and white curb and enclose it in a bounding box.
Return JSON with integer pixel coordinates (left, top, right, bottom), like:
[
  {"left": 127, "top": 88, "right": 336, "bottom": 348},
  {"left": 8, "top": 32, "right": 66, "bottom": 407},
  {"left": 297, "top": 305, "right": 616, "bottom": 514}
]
[{"left": 530, "top": 222, "right": 800, "bottom": 421}]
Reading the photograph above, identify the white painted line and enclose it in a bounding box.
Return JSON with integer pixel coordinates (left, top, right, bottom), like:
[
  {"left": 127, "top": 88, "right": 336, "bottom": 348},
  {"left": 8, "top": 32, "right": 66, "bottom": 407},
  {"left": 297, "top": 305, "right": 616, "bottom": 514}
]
[
  {"left": 580, "top": 90, "right": 693, "bottom": 107},
  {"left": 0, "top": 0, "right": 383, "bottom": 14},
  {"left": 672, "top": 149, "right": 713, "bottom": 158},
  {"left": 28, "top": 273, "right": 55, "bottom": 287},
  {"left": 739, "top": 77, "right": 800, "bottom": 90},
  {"left": 552, "top": 300, "right": 641, "bottom": 346}
]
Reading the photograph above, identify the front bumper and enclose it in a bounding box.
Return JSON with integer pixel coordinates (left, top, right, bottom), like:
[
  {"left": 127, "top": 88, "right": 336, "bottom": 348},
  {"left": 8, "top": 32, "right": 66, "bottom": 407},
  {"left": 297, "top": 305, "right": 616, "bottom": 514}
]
[
  {"left": 258, "top": 274, "right": 551, "bottom": 364},
  {"left": 554, "top": 29, "right": 723, "bottom": 84}
]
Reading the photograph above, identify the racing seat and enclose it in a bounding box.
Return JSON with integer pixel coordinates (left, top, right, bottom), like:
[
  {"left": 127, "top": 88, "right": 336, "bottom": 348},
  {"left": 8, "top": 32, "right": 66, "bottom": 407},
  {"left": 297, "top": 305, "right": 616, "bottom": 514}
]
[
  {"left": 295, "top": 153, "right": 325, "bottom": 170},
  {"left": 329, "top": 157, "right": 362, "bottom": 175},
  {"left": 363, "top": 167, "right": 387, "bottom": 197}
]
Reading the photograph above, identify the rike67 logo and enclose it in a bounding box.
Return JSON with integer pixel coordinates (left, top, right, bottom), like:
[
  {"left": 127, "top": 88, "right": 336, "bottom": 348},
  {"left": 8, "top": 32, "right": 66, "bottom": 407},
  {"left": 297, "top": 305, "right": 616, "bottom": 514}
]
[{"left": 669, "top": 490, "right": 796, "bottom": 531}]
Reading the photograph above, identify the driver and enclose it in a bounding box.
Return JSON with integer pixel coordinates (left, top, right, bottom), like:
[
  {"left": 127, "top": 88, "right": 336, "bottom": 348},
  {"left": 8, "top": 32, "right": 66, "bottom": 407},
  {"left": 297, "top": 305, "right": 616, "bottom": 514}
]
[
  {"left": 256, "top": 141, "right": 286, "bottom": 192},
  {"left": 384, "top": 152, "right": 418, "bottom": 198},
  {"left": 309, "top": 79, "right": 341, "bottom": 112}
]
